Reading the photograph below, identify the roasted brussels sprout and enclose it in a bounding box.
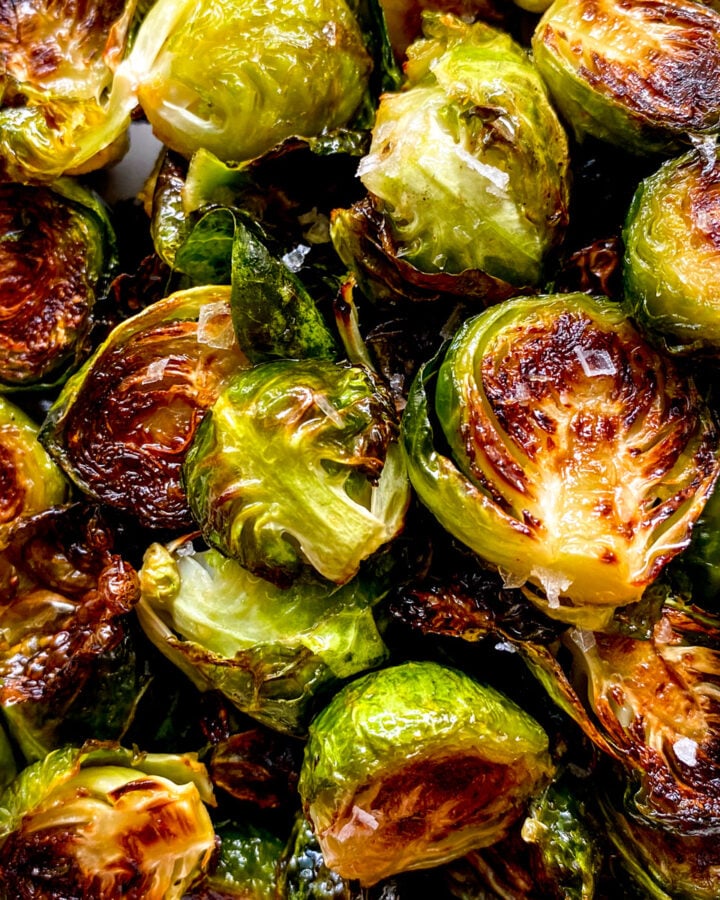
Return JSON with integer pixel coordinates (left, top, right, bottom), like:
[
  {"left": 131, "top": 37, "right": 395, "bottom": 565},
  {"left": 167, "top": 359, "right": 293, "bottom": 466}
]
[
  {"left": 402, "top": 292, "right": 720, "bottom": 629},
  {"left": 0, "top": 0, "right": 138, "bottom": 181},
  {"left": 332, "top": 13, "right": 570, "bottom": 301},
  {"left": 0, "top": 504, "right": 143, "bottom": 761},
  {"left": 299, "top": 661, "right": 553, "bottom": 886},
  {"left": 137, "top": 538, "right": 389, "bottom": 735},
  {"left": 183, "top": 358, "right": 410, "bottom": 586},
  {"left": 40, "top": 285, "right": 250, "bottom": 531},
  {"left": 0, "top": 179, "right": 117, "bottom": 390},
  {"left": 560, "top": 603, "right": 720, "bottom": 897},
  {"left": 126, "top": 0, "right": 377, "bottom": 164},
  {"left": 0, "top": 396, "right": 67, "bottom": 541},
  {"left": 0, "top": 742, "right": 216, "bottom": 899},
  {"left": 532, "top": 0, "right": 720, "bottom": 155},
  {"left": 623, "top": 145, "right": 720, "bottom": 355}
]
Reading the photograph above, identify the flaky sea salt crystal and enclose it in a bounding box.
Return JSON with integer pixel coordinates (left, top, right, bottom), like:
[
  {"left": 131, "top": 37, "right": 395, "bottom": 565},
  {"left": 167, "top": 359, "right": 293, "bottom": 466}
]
[
  {"left": 336, "top": 806, "right": 379, "bottom": 842},
  {"left": 143, "top": 358, "right": 168, "bottom": 384},
  {"left": 498, "top": 567, "right": 527, "bottom": 590},
  {"left": 568, "top": 628, "right": 596, "bottom": 652},
  {"left": 282, "top": 243, "right": 311, "bottom": 272},
  {"left": 531, "top": 566, "right": 571, "bottom": 609},
  {"left": 197, "top": 301, "right": 235, "bottom": 349},
  {"left": 574, "top": 346, "right": 616, "bottom": 378},
  {"left": 673, "top": 737, "right": 698, "bottom": 767},
  {"left": 175, "top": 541, "right": 196, "bottom": 558},
  {"left": 314, "top": 393, "right": 344, "bottom": 427}
]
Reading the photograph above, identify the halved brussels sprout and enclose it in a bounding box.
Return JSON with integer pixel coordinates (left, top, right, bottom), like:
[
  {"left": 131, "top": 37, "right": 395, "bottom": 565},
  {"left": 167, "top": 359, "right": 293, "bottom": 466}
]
[
  {"left": 332, "top": 13, "right": 569, "bottom": 301},
  {"left": 125, "top": 0, "right": 374, "bottom": 164},
  {"left": 557, "top": 602, "right": 720, "bottom": 897},
  {"left": 564, "top": 604, "right": 720, "bottom": 816},
  {"left": 401, "top": 292, "right": 720, "bottom": 629},
  {"left": 0, "top": 179, "right": 117, "bottom": 390},
  {"left": 532, "top": 0, "right": 720, "bottom": 154},
  {"left": 183, "top": 358, "right": 410, "bottom": 586},
  {"left": 623, "top": 146, "right": 720, "bottom": 354},
  {"left": 0, "top": 504, "right": 143, "bottom": 761},
  {"left": 0, "top": 396, "right": 68, "bottom": 542},
  {"left": 0, "top": 0, "right": 138, "bottom": 180},
  {"left": 0, "top": 743, "right": 216, "bottom": 899},
  {"left": 137, "top": 539, "right": 389, "bottom": 735},
  {"left": 600, "top": 786, "right": 720, "bottom": 899},
  {"left": 299, "top": 661, "right": 553, "bottom": 886},
  {"left": 39, "top": 285, "right": 250, "bottom": 531}
]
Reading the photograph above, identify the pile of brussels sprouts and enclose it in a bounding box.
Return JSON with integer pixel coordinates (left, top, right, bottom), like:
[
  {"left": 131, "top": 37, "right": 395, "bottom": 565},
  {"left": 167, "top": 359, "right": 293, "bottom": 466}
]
[{"left": 1, "top": 0, "right": 720, "bottom": 896}]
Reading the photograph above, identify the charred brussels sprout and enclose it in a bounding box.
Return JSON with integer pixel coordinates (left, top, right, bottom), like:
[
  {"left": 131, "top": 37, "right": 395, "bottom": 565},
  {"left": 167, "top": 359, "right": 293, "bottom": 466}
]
[
  {"left": 183, "top": 358, "right": 410, "bottom": 586},
  {"left": 401, "top": 293, "right": 720, "bottom": 629},
  {"left": 562, "top": 604, "right": 720, "bottom": 897},
  {"left": 0, "top": 397, "right": 67, "bottom": 541},
  {"left": 40, "top": 286, "right": 250, "bottom": 531},
  {"left": 0, "top": 504, "right": 142, "bottom": 761},
  {"left": 0, "top": 743, "right": 216, "bottom": 899},
  {"left": 126, "top": 0, "right": 375, "bottom": 164},
  {"left": 0, "top": 179, "right": 117, "bottom": 390},
  {"left": 299, "top": 661, "right": 553, "bottom": 886},
  {"left": 623, "top": 145, "right": 720, "bottom": 355},
  {"left": 137, "top": 539, "right": 389, "bottom": 735},
  {"left": 0, "top": 0, "right": 137, "bottom": 181},
  {"left": 332, "top": 13, "right": 569, "bottom": 300},
  {"left": 532, "top": 0, "right": 720, "bottom": 154}
]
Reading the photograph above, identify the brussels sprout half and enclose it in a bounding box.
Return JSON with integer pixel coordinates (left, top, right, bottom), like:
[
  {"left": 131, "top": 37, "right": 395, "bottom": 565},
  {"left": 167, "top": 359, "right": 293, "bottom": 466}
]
[
  {"left": 0, "top": 0, "right": 138, "bottom": 180},
  {"left": 0, "top": 179, "right": 118, "bottom": 390},
  {"left": 40, "top": 285, "right": 250, "bottom": 531},
  {"left": 299, "top": 661, "right": 553, "bottom": 886},
  {"left": 125, "top": 0, "right": 374, "bottom": 164},
  {"left": 558, "top": 602, "right": 720, "bottom": 897},
  {"left": 0, "top": 504, "right": 143, "bottom": 762},
  {"left": 623, "top": 145, "right": 720, "bottom": 355},
  {"left": 332, "top": 13, "right": 569, "bottom": 301},
  {"left": 137, "top": 540, "right": 389, "bottom": 735},
  {"left": 0, "top": 396, "right": 67, "bottom": 541},
  {"left": 0, "top": 743, "right": 216, "bottom": 899},
  {"left": 183, "top": 358, "right": 410, "bottom": 586},
  {"left": 532, "top": 0, "right": 720, "bottom": 154},
  {"left": 402, "top": 293, "right": 720, "bottom": 630}
]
